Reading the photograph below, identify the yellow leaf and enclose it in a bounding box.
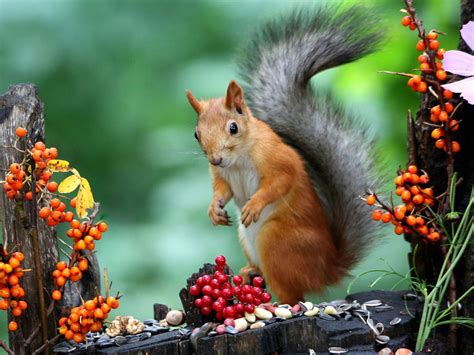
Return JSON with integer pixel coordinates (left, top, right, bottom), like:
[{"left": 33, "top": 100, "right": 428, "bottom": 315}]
[
  {"left": 76, "top": 178, "right": 95, "bottom": 218},
  {"left": 47, "top": 159, "right": 71, "bottom": 172},
  {"left": 58, "top": 174, "right": 81, "bottom": 194}
]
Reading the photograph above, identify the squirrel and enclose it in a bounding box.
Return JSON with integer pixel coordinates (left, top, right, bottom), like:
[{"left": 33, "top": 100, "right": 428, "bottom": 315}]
[{"left": 185, "top": 4, "right": 382, "bottom": 304}]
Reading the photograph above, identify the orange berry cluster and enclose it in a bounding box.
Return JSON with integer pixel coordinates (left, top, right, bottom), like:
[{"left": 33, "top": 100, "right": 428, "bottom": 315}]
[
  {"left": 366, "top": 165, "right": 440, "bottom": 242},
  {"left": 52, "top": 259, "right": 89, "bottom": 297},
  {"left": 0, "top": 249, "right": 28, "bottom": 332},
  {"left": 3, "top": 163, "right": 27, "bottom": 200},
  {"left": 66, "top": 220, "right": 108, "bottom": 252},
  {"left": 58, "top": 295, "right": 119, "bottom": 343},
  {"left": 401, "top": 14, "right": 461, "bottom": 154},
  {"left": 39, "top": 198, "right": 75, "bottom": 227}
]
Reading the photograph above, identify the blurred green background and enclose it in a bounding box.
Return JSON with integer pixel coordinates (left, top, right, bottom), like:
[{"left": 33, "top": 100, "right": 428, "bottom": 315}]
[{"left": 0, "top": 0, "right": 460, "bottom": 344}]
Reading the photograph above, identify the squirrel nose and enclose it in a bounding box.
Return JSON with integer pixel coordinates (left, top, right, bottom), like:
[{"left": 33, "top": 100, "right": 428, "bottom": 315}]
[{"left": 210, "top": 156, "right": 223, "bottom": 166}]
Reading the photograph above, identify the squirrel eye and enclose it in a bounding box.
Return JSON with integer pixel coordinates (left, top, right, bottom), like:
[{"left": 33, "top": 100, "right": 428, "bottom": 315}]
[
  {"left": 229, "top": 122, "right": 238, "bottom": 135},
  {"left": 194, "top": 128, "right": 199, "bottom": 140}
]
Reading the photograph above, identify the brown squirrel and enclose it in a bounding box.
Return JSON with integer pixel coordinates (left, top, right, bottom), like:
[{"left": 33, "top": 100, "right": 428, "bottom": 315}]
[{"left": 186, "top": 5, "right": 382, "bottom": 304}]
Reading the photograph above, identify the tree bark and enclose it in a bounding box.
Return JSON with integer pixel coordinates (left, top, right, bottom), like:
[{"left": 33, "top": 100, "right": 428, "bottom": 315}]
[{"left": 409, "top": 1, "right": 474, "bottom": 353}]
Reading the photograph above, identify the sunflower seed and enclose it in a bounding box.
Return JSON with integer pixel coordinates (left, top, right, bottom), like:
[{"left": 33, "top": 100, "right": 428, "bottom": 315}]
[
  {"left": 324, "top": 305, "right": 338, "bottom": 315},
  {"left": 364, "top": 300, "right": 383, "bottom": 307},
  {"left": 390, "top": 317, "right": 402, "bottom": 326},
  {"left": 319, "top": 312, "right": 337, "bottom": 321},
  {"left": 375, "top": 305, "right": 394, "bottom": 312},
  {"left": 328, "top": 346, "right": 348, "bottom": 353},
  {"left": 375, "top": 335, "right": 390, "bottom": 345}
]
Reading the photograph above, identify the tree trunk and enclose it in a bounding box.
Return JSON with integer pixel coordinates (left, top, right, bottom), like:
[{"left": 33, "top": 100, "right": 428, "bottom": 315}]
[
  {"left": 409, "top": 1, "right": 474, "bottom": 353},
  {"left": 0, "top": 84, "right": 58, "bottom": 354},
  {"left": 0, "top": 84, "right": 101, "bottom": 354}
]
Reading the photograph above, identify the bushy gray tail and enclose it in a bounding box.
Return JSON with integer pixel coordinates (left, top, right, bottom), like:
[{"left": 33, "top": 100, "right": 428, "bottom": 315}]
[{"left": 239, "top": 4, "right": 383, "bottom": 268}]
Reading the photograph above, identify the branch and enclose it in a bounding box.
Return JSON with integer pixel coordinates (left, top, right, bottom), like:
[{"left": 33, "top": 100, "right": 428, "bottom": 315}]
[
  {"left": 0, "top": 340, "right": 14, "bottom": 355},
  {"left": 32, "top": 334, "right": 60, "bottom": 355}
]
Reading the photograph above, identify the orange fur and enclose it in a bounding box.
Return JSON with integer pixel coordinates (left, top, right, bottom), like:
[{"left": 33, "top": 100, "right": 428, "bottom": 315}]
[{"left": 187, "top": 81, "right": 346, "bottom": 304}]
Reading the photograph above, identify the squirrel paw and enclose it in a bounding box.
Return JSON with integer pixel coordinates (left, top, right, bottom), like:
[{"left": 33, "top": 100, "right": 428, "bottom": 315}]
[
  {"left": 208, "top": 198, "right": 232, "bottom": 226},
  {"left": 240, "top": 265, "right": 262, "bottom": 285},
  {"left": 241, "top": 199, "right": 263, "bottom": 227}
]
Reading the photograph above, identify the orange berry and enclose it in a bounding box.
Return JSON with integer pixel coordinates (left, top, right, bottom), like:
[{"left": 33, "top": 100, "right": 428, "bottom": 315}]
[
  {"left": 34, "top": 141, "right": 46, "bottom": 150},
  {"left": 436, "top": 48, "right": 445, "bottom": 59},
  {"left": 56, "top": 261, "right": 67, "bottom": 271},
  {"left": 15, "top": 127, "right": 27, "bottom": 137},
  {"left": 415, "top": 217, "right": 425, "bottom": 226},
  {"left": 417, "top": 54, "right": 428, "bottom": 63},
  {"left": 73, "top": 333, "right": 85, "bottom": 343},
  {"left": 11, "top": 306, "right": 22, "bottom": 317},
  {"left": 39, "top": 207, "right": 51, "bottom": 219},
  {"left": 75, "top": 240, "right": 86, "bottom": 250},
  {"left": 401, "top": 16, "right": 412, "bottom": 26},
  {"left": 406, "top": 215, "right": 417, "bottom": 226},
  {"left": 372, "top": 210, "right": 382, "bottom": 221},
  {"left": 18, "top": 300, "right": 28, "bottom": 310},
  {"left": 435, "top": 139, "right": 446, "bottom": 149},
  {"left": 8, "top": 321, "right": 18, "bottom": 332},
  {"left": 9, "top": 163, "right": 21, "bottom": 174},
  {"left": 56, "top": 276, "right": 66, "bottom": 287},
  {"left": 394, "top": 225, "right": 404, "bottom": 235},
  {"left": 47, "top": 181, "right": 58, "bottom": 193},
  {"left": 84, "top": 300, "right": 96, "bottom": 311},
  {"left": 407, "top": 77, "right": 416, "bottom": 87},
  {"left": 8, "top": 274, "right": 19, "bottom": 286},
  {"left": 70, "top": 220, "right": 81, "bottom": 229},
  {"left": 444, "top": 102, "right": 454, "bottom": 113},
  {"left": 70, "top": 266, "right": 81, "bottom": 276},
  {"left": 73, "top": 229, "right": 82, "bottom": 238},
  {"left": 422, "top": 188, "right": 434, "bottom": 196},
  {"left": 94, "top": 308, "right": 104, "bottom": 319},
  {"left": 409, "top": 23, "right": 417, "bottom": 31},
  {"left": 100, "top": 303, "right": 111, "bottom": 314},
  {"left": 84, "top": 235, "right": 94, "bottom": 245},
  {"left": 451, "top": 141, "right": 460, "bottom": 153},
  {"left": 59, "top": 317, "right": 68, "bottom": 326},
  {"left": 394, "top": 176, "right": 404, "bottom": 186},
  {"left": 381, "top": 212, "right": 392, "bottom": 223},
  {"left": 52, "top": 290, "right": 62, "bottom": 301},
  {"left": 417, "top": 81, "right": 427, "bottom": 93},
  {"left": 428, "top": 232, "right": 440, "bottom": 242},
  {"left": 407, "top": 165, "right": 418, "bottom": 174},
  {"left": 431, "top": 128, "right": 444, "bottom": 139},
  {"left": 90, "top": 321, "right": 102, "bottom": 332},
  {"left": 412, "top": 194, "right": 424, "bottom": 205},
  {"left": 62, "top": 211, "right": 73, "bottom": 222},
  {"left": 412, "top": 75, "right": 421, "bottom": 84},
  {"left": 8, "top": 257, "right": 20, "bottom": 269},
  {"left": 50, "top": 198, "right": 61, "bottom": 209},
  {"left": 436, "top": 70, "right": 447, "bottom": 81},
  {"left": 61, "top": 268, "right": 71, "bottom": 278},
  {"left": 416, "top": 40, "right": 425, "bottom": 51},
  {"left": 431, "top": 105, "right": 441, "bottom": 116},
  {"left": 449, "top": 119, "right": 459, "bottom": 131},
  {"left": 427, "top": 31, "right": 437, "bottom": 40},
  {"left": 65, "top": 330, "right": 74, "bottom": 341},
  {"left": 97, "top": 222, "right": 108, "bottom": 233},
  {"left": 365, "top": 195, "right": 376, "bottom": 205},
  {"left": 0, "top": 299, "right": 9, "bottom": 310},
  {"left": 401, "top": 190, "right": 411, "bottom": 202},
  {"left": 420, "top": 63, "right": 431, "bottom": 72},
  {"left": 106, "top": 297, "right": 119, "bottom": 309},
  {"left": 443, "top": 89, "right": 453, "bottom": 99},
  {"left": 438, "top": 111, "right": 449, "bottom": 122},
  {"left": 78, "top": 258, "right": 89, "bottom": 271},
  {"left": 57, "top": 202, "right": 67, "bottom": 212},
  {"left": 69, "top": 313, "right": 80, "bottom": 323},
  {"left": 429, "top": 40, "right": 439, "bottom": 50},
  {"left": 405, "top": 202, "right": 415, "bottom": 212},
  {"left": 86, "top": 242, "right": 95, "bottom": 251},
  {"left": 419, "top": 175, "right": 429, "bottom": 184},
  {"left": 411, "top": 174, "right": 420, "bottom": 185},
  {"left": 417, "top": 225, "right": 429, "bottom": 235},
  {"left": 49, "top": 147, "right": 58, "bottom": 159},
  {"left": 430, "top": 114, "right": 439, "bottom": 123},
  {"left": 70, "top": 197, "right": 77, "bottom": 208},
  {"left": 51, "top": 210, "right": 63, "bottom": 222}
]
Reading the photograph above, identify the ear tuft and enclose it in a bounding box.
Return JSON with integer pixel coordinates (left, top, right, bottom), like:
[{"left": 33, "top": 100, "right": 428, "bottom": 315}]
[
  {"left": 225, "top": 80, "right": 244, "bottom": 111},
  {"left": 186, "top": 90, "right": 202, "bottom": 114}
]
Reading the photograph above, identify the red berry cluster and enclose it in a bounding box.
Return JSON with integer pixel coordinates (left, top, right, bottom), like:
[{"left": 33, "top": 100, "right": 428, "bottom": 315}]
[
  {"left": 401, "top": 11, "right": 461, "bottom": 154},
  {"left": 365, "top": 165, "right": 441, "bottom": 243},
  {"left": 58, "top": 295, "right": 119, "bottom": 343},
  {"left": 0, "top": 248, "right": 27, "bottom": 332},
  {"left": 190, "top": 256, "right": 271, "bottom": 321}
]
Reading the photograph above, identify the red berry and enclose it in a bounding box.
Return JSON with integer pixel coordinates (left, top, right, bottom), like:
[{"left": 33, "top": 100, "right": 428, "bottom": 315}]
[
  {"left": 416, "top": 40, "right": 425, "bottom": 51},
  {"left": 215, "top": 255, "right": 226, "bottom": 266},
  {"left": 221, "top": 288, "right": 232, "bottom": 299},
  {"left": 261, "top": 292, "right": 271, "bottom": 303},
  {"left": 232, "top": 286, "right": 241, "bottom": 295},
  {"left": 202, "top": 285, "right": 213, "bottom": 296},
  {"left": 202, "top": 275, "right": 212, "bottom": 285},
  {"left": 212, "top": 301, "right": 224, "bottom": 312},
  {"left": 429, "top": 40, "right": 440, "bottom": 50},
  {"left": 15, "top": 127, "right": 27, "bottom": 138},
  {"left": 372, "top": 210, "right": 383, "bottom": 221},
  {"left": 436, "top": 70, "right": 447, "bottom": 81},
  {"left": 196, "top": 277, "right": 205, "bottom": 287},
  {"left": 242, "top": 285, "right": 252, "bottom": 294},
  {"left": 252, "top": 276, "right": 264, "bottom": 287},
  {"left": 201, "top": 295, "right": 212, "bottom": 306},
  {"left": 244, "top": 293, "right": 254, "bottom": 304},
  {"left": 401, "top": 16, "right": 411, "bottom": 26},
  {"left": 201, "top": 306, "right": 212, "bottom": 316},
  {"left": 244, "top": 303, "right": 255, "bottom": 313},
  {"left": 211, "top": 288, "right": 221, "bottom": 299},
  {"left": 232, "top": 275, "right": 243, "bottom": 286},
  {"left": 194, "top": 298, "right": 203, "bottom": 308},
  {"left": 189, "top": 285, "right": 200, "bottom": 296},
  {"left": 210, "top": 278, "right": 220, "bottom": 289},
  {"left": 235, "top": 303, "right": 245, "bottom": 314}
]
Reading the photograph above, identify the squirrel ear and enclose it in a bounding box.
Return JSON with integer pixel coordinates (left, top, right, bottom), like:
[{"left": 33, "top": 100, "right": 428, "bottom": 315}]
[
  {"left": 186, "top": 90, "right": 202, "bottom": 114},
  {"left": 225, "top": 80, "right": 244, "bottom": 111}
]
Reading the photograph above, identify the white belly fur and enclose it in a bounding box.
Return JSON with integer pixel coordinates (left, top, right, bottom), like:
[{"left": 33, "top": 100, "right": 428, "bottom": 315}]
[{"left": 218, "top": 160, "right": 274, "bottom": 268}]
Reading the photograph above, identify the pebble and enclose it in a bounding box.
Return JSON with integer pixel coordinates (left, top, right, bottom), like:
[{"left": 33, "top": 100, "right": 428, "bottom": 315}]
[{"left": 166, "top": 310, "right": 184, "bottom": 326}]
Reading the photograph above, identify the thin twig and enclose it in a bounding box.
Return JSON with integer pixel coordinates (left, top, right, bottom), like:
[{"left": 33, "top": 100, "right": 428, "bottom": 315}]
[
  {"left": 0, "top": 340, "right": 15, "bottom": 355},
  {"left": 31, "top": 334, "right": 60, "bottom": 355}
]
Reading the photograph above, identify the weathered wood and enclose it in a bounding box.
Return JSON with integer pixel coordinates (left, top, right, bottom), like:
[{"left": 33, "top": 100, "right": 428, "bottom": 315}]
[
  {"left": 0, "top": 84, "right": 58, "bottom": 354},
  {"left": 179, "top": 263, "right": 233, "bottom": 327},
  {"left": 153, "top": 303, "right": 170, "bottom": 321}
]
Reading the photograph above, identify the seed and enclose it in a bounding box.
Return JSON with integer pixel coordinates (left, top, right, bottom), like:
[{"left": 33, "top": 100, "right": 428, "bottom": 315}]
[
  {"left": 363, "top": 300, "right": 383, "bottom": 307},
  {"left": 254, "top": 307, "right": 273, "bottom": 320},
  {"left": 304, "top": 307, "right": 319, "bottom": 317},
  {"left": 328, "top": 347, "right": 348, "bottom": 354},
  {"left": 275, "top": 307, "right": 292, "bottom": 319},
  {"left": 390, "top": 317, "right": 402, "bottom": 326},
  {"left": 324, "top": 305, "right": 338, "bottom": 315}
]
